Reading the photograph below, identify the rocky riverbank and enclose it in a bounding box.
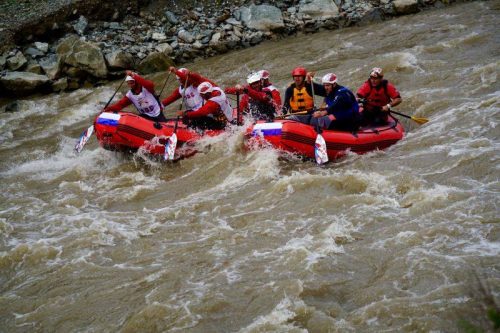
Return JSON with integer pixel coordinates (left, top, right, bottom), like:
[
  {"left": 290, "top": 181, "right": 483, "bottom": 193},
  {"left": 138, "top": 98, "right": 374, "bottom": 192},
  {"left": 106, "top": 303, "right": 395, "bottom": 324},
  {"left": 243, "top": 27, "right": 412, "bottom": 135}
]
[{"left": 0, "top": 0, "right": 464, "bottom": 98}]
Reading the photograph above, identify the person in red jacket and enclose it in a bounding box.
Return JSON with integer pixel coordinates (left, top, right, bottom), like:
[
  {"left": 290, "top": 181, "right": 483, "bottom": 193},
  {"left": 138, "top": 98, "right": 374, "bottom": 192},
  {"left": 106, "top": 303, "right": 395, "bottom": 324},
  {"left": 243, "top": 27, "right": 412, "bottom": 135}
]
[
  {"left": 161, "top": 66, "right": 216, "bottom": 112},
  {"left": 356, "top": 67, "right": 402, "bottom": 125},
  {"left": 104, "top": 70, "right": 167, "bottom": 123},
  {"left": 224, "top": 72, "right": 276, "bottom": 121},
  {"left": 177, "top": 82, "right": 234, "bottom": 130},
  {"left": 258, "top": 69, "right": 282, "bottom": 115}
]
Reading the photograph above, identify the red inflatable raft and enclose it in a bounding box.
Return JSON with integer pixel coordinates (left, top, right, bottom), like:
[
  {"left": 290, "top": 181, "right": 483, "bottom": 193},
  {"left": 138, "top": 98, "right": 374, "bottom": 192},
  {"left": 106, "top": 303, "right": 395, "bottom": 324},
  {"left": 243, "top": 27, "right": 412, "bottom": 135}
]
[
  {"left": 245, "top": 116, "right": 404, "bottom": 160},
  {"left": 94, "top": 112, "right": 224, "bottom": 159}
]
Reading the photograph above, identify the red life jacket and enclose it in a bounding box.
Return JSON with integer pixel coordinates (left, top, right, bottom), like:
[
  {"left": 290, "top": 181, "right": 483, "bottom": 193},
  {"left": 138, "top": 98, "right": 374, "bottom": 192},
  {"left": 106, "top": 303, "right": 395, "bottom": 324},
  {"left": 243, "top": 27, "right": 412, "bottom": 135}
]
[{"left": 365, "top": 80, "right": 391, "bottom": 110}]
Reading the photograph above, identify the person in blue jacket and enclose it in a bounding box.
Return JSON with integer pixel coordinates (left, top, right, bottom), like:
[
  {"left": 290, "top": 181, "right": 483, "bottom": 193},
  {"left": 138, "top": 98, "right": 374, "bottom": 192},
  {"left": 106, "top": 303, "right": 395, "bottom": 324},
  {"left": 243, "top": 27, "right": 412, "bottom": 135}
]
[{"left": 310, "top": 73, "right": 360, "bottom": 132}]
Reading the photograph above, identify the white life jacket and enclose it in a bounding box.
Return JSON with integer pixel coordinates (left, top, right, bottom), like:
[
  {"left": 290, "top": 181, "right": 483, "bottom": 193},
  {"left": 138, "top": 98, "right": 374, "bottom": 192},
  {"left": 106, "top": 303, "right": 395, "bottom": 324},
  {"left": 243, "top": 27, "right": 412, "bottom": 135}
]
[
  {"left": 179, "top": 85, "right": 204, "bottom": 110},
  {"left": 209, "top": 87, "right": 233, "bottom": 122},
  {"left": 265, "top": 84, "right": 278, "bottom": 92},
  {"left": 126, "top": 87, "right": 161, "bottom": 117}
]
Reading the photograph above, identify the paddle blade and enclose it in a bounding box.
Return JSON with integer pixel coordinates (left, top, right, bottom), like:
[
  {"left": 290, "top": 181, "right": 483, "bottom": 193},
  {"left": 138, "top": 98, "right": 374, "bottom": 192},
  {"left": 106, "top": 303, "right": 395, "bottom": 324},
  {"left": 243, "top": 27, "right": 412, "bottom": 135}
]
[
  {"left": 164, "top": 133, "right": 178, "bottom": 161},
  {"left": 314, "top": 133, "right": 329, "bottom": 165},
  {"left": 74, "top": 125, "right": 94, "bottom": 153},
  {"left": 412, "top": 116, "right": 429, "bottom": 125}
]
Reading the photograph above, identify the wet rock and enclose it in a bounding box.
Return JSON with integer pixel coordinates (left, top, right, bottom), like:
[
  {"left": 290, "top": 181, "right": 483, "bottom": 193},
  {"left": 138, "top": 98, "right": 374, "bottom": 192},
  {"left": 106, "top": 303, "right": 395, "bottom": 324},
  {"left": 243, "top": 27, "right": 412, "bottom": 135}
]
[
  {"left": 152, "top": 32, "right": 167, "bottom": 41},
  {"left": 0, "top": 71, "right": 51, "bottom": 96},
  {"left": 4, "top": 101, "right": 19, "bottom": 113},
  {"left": 137, "top": 52, "right": 173, "bottom": 74},
  {"left": 237, "top": 5, "right": 285, "bottom": 31}
]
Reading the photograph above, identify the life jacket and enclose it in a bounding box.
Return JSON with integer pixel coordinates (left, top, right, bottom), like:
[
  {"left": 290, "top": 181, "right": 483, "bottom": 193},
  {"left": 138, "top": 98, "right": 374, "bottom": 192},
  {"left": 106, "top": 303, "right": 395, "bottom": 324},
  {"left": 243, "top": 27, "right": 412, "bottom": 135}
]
[
  {"left": 179, "top": 84, "right": 204, "bottom": 110},
  {"left": 365, "top": 80, "right": 391, "bottom": 109},
  {"left": 126, "top": 86, "right": 161, "bottom": 117},
  {"left": 208, "top": 87, "right": 234, "bottom": 123},
  {"left": 289, "top": 85, "right": 314, "bottom": 112}
]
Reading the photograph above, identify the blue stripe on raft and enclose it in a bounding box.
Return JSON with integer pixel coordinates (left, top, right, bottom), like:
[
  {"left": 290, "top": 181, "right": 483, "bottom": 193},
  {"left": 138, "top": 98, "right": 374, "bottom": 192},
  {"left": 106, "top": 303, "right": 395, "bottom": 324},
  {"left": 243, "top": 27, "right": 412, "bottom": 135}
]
[
  {"left": 96, "top": 118, "right": 119, "bottom": 126},
  {"left": 252, "top": 128, "right": 282, "bottom": 136}
]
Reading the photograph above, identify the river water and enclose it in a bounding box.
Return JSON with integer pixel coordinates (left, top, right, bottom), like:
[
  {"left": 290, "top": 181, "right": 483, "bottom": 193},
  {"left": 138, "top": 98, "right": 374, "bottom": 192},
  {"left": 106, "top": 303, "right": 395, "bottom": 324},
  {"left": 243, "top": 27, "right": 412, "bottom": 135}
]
[{"left": 1, "top": 1, "right": 499, "bottom": 332}]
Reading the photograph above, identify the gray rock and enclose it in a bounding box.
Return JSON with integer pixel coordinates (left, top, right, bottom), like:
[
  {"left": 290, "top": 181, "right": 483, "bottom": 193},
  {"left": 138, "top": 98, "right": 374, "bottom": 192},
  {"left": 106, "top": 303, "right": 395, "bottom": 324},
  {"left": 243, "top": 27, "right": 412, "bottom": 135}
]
[
  {"left": 152, "top": 32, "right": 167, "bottom": 41},
  {"left": 0, "top": 71, "right": 51, "bottom": 96},
  {"left": 39, "top": 54, "right": 63, "bottom": 80},
  {"left": 137, "top": 52, "right": 174, "bottom": 74},
  {"left": 299, "top": 0, "right": 339, "bottom": 19},
  {"left": 0, "top": 54, "right": 6, "bottom": 69},
  {"left": 34, "top": 42, "right": 49, "bottom": 53},
  {"left": 56, "top": 35, "right": 108, "bottom": 78},
  {"left": 4, "top": 101, "right": 19, "bottom": 112},
  {"left": 237, "top": 4, "right": 285, "bottom": 31},
  {"left": 109, "top": 22, "right": 123, "bottom": 30},
  {"left": 52, "top": 77, "right": 68, "bottom": 92},
  {"left": 178, "top": 30, "right": 195, "bottom": 43},
  {"left": 165, "top": 11, "right": 179, "bottom": 25},
  {"left": 105, "top": 50, "right": 135, "bottom": 70},
  {"left": 73, "top": 16, "right": 88, "bottom": 35},
  {"left": 26, "top": 62, "right": 43, "bottom": 74},
  {"left": 7, "top": 51, "right": 28, "bottom": 71},
  {"left": 225, "top": 18, "right": 242, "bottom": 26},
  {"left": 24, "top": 47, "right": 45, "bottom": 58},
  {"left": 155, "top": 43, "right": 173, "bottom": 55},
  {"left": 394, "top": 0, "right": 420, "bottom": 14}
]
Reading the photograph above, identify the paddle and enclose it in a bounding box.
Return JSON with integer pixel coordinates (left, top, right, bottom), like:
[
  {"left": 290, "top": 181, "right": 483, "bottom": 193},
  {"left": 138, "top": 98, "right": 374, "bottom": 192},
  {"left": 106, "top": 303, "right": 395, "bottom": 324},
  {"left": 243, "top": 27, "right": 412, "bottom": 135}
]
[
  {"left": 236, "top": 92, "right": 242, "bottom": 125},
  {"left": 164, "top": 73, "right": 189, "bottom": 160},
  {"left": 74, "top": 78, "right": 125, "bottom": 153},
  {"left": 310, "top": 75, "right": 328, "bottom": 164},
  {"left": 164, "top": 116, "right": 179, "bottom": 160},
  {"left": 389, "top": 110, "right": 429, "bottom": 125},
  {"left": 274, "top": 110, "right": 309, "bottom": 119}
]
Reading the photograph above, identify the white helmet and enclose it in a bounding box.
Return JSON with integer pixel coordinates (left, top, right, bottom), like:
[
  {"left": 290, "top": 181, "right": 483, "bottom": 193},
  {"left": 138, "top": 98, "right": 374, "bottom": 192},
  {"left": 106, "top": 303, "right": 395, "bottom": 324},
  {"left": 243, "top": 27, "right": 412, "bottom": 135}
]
[
  {"left": 370, "top": 67, "right": 383, "bottom": 78},
  {"left": 125, "top": 75, "right": 135, "bottom": 82},
  {"left": 321, "top": 73, "right": 337, "bottom": 85},
  {"left": 246, "top": 72, "right": 261, "bottom": 84},
  {"left": 197, "top": 81, "right": 214, "bottom": 95},
  {"left": 258, "top": 69, "right": 270, "bottom": 80}
]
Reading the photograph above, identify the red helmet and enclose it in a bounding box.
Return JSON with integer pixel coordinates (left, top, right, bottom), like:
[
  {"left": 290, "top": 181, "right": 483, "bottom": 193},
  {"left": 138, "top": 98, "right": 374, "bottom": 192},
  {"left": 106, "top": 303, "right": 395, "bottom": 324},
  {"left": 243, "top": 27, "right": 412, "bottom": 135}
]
[
  {"left": 291, "top": 67, "right": 307, "bottom": 77},
  {"left": 176, "top": 67, "right": 188, "bottom": 80}
]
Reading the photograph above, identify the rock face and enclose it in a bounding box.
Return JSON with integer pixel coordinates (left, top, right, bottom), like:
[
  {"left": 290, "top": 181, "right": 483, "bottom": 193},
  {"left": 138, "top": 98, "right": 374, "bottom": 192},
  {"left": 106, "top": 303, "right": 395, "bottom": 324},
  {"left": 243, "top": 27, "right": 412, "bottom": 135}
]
[
  {"left": 0, "top": 71, "right": 50, "bottom": 96},
  {"left": 56, "top": 35, "right": 108, "bottom": 78}
]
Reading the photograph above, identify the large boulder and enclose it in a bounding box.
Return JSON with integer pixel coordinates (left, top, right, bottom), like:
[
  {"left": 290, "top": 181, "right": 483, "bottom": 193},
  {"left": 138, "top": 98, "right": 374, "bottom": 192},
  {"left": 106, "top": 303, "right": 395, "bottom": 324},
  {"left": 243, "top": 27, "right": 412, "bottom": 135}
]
[
  {"left": 236, "top": 4, "right": 284, "bottom": 31},
  {"left": 105, "top": 50, "right": 135, "bottom": 70},
  {"left": 56, "top": 35, "right": 108, "bottom": 78},
  {"left": 299, "top": 0, "right": 339, "bottom": 19},
  {"left": 393, "top": 0, "right": 420, "bottom": 14},
  {"left": 136, "top": 52, "right": 174, "bottom": 75},
  {"left": 0, "top": 71, "right": 51, "bottom": 96}
]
